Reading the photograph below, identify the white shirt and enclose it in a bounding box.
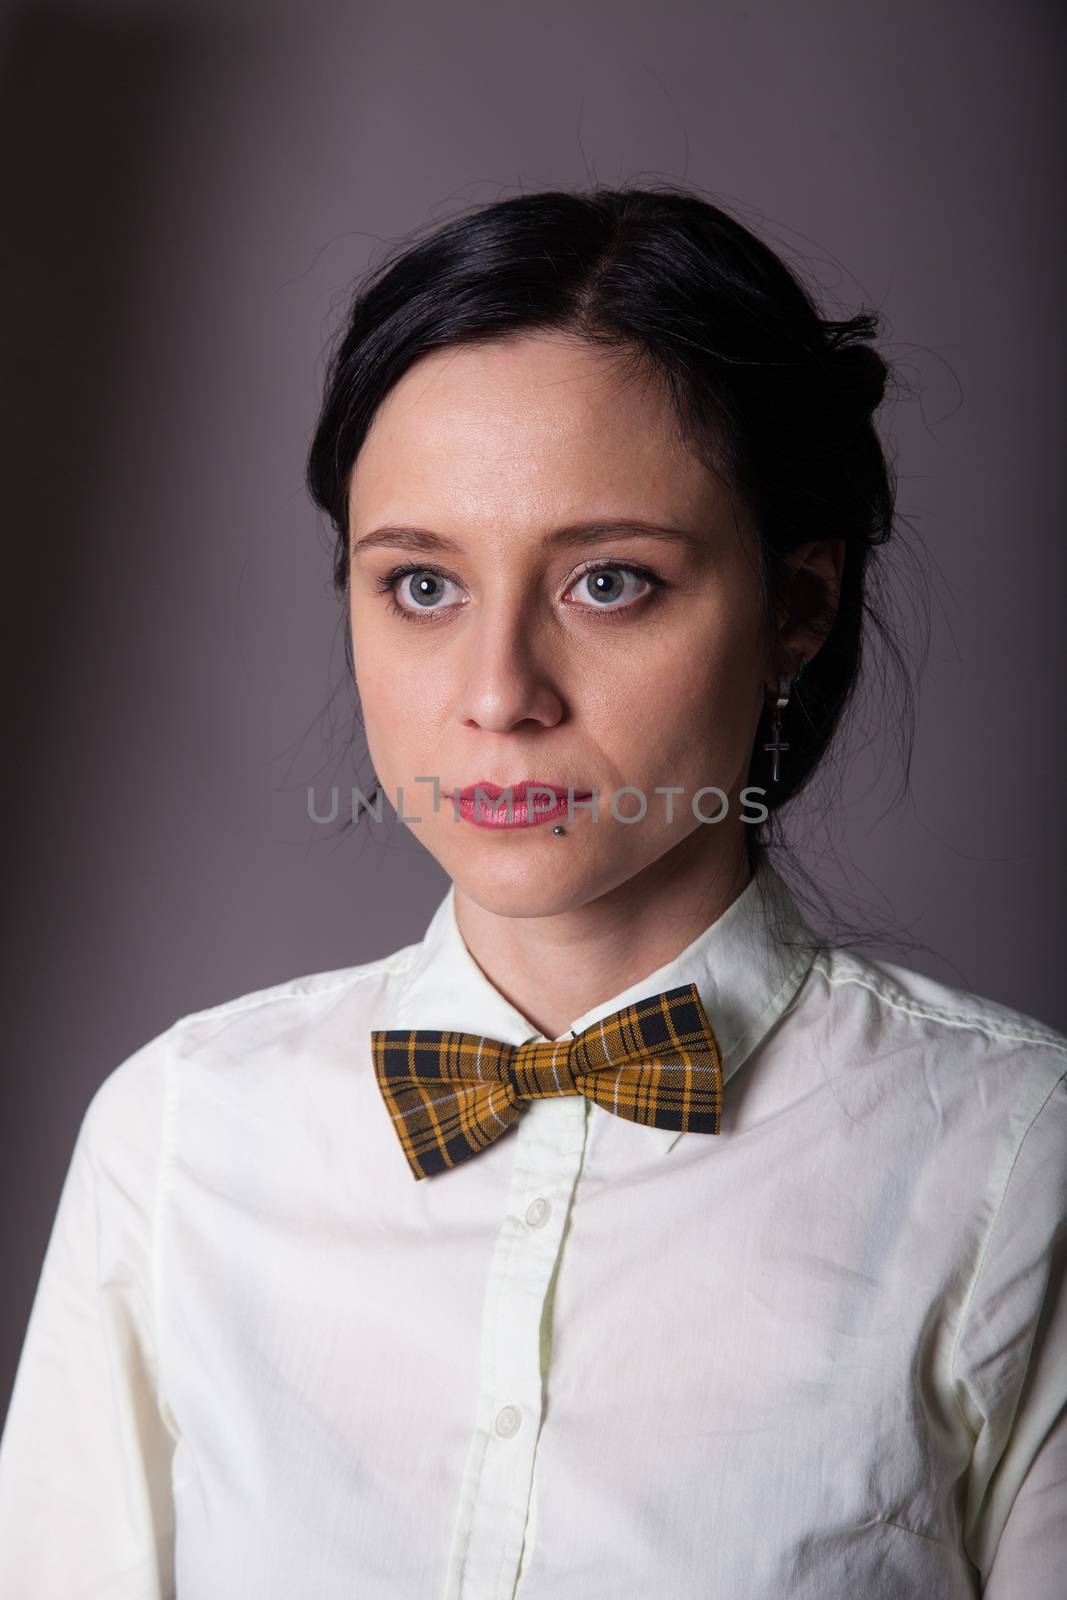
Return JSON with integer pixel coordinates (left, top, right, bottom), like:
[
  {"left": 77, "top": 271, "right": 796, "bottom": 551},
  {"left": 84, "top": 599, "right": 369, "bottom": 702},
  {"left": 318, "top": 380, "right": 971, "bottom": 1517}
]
[{"left": 1, "top": 858, "right": 1065, "bottom": 1599}]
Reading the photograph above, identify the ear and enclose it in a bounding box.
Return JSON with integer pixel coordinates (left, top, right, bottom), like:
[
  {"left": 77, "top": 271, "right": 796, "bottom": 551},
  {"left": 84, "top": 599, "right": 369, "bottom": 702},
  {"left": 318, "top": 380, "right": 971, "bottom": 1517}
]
[{"left": 770, "top": 539, "right": 846, "bottom": 677}]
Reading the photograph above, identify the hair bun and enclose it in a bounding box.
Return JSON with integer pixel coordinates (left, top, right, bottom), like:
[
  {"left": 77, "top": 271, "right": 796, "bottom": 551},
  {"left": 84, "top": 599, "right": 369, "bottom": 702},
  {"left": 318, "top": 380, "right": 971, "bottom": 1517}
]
[{"left": 829, "top": 339, "right": 888, "bottom": 420}]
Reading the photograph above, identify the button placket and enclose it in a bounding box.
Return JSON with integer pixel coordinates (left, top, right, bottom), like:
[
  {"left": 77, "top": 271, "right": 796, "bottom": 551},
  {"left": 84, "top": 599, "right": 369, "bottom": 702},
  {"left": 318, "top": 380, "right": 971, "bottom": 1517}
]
[{"left": 441, "top": 1095, "right": 588, "bottom": 1600}]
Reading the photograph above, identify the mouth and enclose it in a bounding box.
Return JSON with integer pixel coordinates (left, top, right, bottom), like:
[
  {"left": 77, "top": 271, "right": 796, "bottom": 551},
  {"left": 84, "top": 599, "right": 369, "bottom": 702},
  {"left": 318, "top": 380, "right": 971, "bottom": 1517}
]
[{"left": 447, "top": 780, "right": 594, "bottom": 830}]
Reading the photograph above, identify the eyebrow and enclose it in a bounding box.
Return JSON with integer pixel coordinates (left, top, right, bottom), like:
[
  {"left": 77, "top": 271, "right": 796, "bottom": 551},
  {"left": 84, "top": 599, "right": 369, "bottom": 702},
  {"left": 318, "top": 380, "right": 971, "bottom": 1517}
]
[{"left": 350, "top": 519, "right": 707, "bottom": 557}]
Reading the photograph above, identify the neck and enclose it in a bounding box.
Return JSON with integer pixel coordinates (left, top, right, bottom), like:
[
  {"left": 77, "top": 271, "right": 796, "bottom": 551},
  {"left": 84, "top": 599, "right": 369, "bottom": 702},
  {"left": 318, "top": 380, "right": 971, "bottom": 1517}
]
[{"left": 452, "top": 829, "right": 752, "bottom": 1040}]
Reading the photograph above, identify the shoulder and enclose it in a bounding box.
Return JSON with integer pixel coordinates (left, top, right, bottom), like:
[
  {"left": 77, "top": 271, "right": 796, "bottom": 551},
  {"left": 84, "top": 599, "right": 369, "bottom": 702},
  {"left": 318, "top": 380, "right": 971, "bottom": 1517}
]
[
  {"left": 169, "top": 939, "right": 420, "bottom": 1051},
  {"left": 802, "top": 943, "right": 1067, "bottom": 1182},
  {"left": 805, "top": 944, "right": 1067, "bottom": 1331},
  {"left": 82, "top": 938, "right": 423, "bottom": 1151},
  {"left": 812, "top": 934, "right": 1062, "bottom": 1062},
  {"left": 813, "top": 942, "right": 1066, "bottom": 1053}
]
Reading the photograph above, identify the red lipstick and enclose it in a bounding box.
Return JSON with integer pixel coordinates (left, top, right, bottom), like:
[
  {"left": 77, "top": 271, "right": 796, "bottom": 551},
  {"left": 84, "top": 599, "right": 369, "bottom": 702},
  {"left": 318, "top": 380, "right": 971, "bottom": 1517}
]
[{"left": 449, "top": 780, "right": 593, "bottom": 830}]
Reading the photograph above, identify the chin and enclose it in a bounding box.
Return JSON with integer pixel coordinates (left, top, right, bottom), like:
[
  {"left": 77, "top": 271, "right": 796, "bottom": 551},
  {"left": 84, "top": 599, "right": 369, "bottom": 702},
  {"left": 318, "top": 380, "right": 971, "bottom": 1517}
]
[{"left": 441, "top": 836, "right": 654, "bottom": 920}]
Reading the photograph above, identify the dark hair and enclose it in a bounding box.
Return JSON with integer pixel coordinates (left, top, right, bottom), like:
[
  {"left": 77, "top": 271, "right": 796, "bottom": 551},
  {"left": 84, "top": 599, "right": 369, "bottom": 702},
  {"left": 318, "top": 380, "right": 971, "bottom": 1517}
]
[{"left": 306, "top": 183, "right": 914, "bottom": 889}]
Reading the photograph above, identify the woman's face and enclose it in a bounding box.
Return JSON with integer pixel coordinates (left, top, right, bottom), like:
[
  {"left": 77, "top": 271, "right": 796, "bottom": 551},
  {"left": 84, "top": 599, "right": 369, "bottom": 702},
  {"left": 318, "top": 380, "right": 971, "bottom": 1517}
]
[{"left": 347, "top": 331, "right": 774, "bottom": 918}]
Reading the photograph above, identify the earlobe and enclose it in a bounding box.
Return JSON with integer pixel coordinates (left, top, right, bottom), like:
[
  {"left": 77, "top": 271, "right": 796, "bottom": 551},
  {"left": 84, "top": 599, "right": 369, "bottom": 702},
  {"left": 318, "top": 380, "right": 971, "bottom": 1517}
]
[{"left": 763, "top": 653, "right": 806, "bottom": 700}]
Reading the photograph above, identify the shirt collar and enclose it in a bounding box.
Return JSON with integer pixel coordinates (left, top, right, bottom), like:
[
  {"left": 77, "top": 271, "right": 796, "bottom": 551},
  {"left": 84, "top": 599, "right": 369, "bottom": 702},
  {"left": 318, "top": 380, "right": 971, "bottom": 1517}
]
[{"left": 395, "top": 857, "right": 824, "bottom": 1156}]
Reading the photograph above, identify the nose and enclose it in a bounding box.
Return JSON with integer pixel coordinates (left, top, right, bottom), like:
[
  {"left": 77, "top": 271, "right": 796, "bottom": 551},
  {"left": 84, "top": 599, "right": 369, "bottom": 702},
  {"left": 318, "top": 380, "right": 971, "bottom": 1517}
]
[{"left": 454, "top": 593, "right": 565, "bottom": 734}]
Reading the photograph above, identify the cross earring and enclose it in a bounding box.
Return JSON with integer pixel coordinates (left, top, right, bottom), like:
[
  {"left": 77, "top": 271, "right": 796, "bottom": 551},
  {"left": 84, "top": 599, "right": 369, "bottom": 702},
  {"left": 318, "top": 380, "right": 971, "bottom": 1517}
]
[{"left": 763, "top": 672, "right": 793, "bottom": 783}]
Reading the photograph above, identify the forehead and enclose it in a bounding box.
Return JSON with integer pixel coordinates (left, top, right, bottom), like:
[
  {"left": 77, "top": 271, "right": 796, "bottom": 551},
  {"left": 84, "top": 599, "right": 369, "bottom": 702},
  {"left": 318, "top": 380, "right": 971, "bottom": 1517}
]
[{"left": 348, "top": 332, "right": 715, "bottom": 533}]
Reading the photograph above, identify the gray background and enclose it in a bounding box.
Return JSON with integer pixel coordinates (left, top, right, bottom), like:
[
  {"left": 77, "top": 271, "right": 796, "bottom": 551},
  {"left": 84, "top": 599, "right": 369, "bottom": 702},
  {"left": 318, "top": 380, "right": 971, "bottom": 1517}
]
[{"left": 2, "top": 0, "right": 1064, "bottom": 1426}]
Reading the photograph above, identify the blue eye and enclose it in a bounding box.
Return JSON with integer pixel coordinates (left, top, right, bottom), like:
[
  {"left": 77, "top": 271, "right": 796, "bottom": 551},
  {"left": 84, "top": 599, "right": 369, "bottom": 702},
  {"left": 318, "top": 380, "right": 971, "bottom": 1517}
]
[
  {"left": 401, "top": 571, "right": 458, "bottom": 609},
  {"left": 376, "top": 567, "right": 466, "bottom": 621},
  {"left": 375, "top": 560, "right": 667, "bottom": 624},
  {"left": 576, "top": 566, "right": 646, "bottom": 606}
]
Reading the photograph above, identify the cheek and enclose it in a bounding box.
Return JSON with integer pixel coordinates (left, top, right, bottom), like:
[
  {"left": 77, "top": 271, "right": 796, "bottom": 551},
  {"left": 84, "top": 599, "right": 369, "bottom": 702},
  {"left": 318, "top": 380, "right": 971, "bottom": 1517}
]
[
  {"left": 350, "top": 602, "right": 411, "bottom": 714},
  {"left": 350, "top": 623, "right": 444, "bottom": 780},
  {"left": 585, "top": 612, "right": 763, "bottom": 769},
  {"left": 350, "top": 614, "right": 402, "bottom": 756},
  {"left": 626, "top": 687, "right": 753, "bottom": 794}
]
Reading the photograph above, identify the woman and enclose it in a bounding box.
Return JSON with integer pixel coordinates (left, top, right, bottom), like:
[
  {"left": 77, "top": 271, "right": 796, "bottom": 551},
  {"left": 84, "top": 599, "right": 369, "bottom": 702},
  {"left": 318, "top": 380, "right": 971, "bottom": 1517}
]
[{"left": 0, "top": 185, "right": 1063, "bottom": 1599}]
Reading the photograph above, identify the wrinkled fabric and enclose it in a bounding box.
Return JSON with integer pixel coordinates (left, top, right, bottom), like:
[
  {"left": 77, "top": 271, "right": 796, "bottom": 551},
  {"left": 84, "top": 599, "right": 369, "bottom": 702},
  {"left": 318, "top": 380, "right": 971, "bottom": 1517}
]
[{"left": 0, "top": 858, "right": 1064, "bottom": 1599}]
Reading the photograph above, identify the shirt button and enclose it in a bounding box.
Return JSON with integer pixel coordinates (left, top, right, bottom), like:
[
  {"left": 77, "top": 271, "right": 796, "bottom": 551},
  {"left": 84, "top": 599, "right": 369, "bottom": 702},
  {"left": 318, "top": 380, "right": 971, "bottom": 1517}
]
[
  {"left": 524, "top": 1196, "right": 551, "bottom": 1228},
  {"left": 494, "top": 1405, "right": 521, "bottom": 1438}
]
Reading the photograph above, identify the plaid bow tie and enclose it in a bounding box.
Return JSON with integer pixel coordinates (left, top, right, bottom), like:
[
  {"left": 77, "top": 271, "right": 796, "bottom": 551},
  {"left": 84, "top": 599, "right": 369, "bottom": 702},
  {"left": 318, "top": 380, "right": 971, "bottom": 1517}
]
[{"left": 371, "top": 982, "right": 723, "bottom": 1180}]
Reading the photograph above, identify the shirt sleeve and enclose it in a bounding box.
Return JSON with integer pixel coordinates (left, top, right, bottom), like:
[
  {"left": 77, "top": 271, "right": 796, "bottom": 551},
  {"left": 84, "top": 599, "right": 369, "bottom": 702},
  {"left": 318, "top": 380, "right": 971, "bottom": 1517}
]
[
  {"left": 950, "top": 1063, "right": 1067, "bottom": 1597},
  {"left": 0, "top": 1030, "right": 179, "bottom": 1599}
]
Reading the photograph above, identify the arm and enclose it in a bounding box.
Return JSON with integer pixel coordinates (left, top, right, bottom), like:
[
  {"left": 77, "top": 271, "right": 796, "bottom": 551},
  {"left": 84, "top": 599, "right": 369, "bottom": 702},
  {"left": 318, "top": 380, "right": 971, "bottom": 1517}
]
[
  {"left": 0, "top": 1032, "right": 178, "bottom": 1598},
  {"left": 950, "top": 1066, "right": 1067, "bottom": 1598}
]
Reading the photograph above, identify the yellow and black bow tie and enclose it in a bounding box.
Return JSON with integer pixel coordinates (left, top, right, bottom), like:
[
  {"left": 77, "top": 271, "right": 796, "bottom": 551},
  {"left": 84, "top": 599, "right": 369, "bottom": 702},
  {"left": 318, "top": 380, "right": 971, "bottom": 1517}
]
[{"left": 371, "top": 982, "right": 723, "bottom": 1181}]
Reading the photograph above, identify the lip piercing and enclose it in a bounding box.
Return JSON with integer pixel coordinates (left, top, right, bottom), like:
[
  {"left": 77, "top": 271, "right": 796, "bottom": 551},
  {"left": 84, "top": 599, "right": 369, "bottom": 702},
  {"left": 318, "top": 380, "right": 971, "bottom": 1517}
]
[{"left": 553, "top": 825, "right": 566, "bottom": 835}]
